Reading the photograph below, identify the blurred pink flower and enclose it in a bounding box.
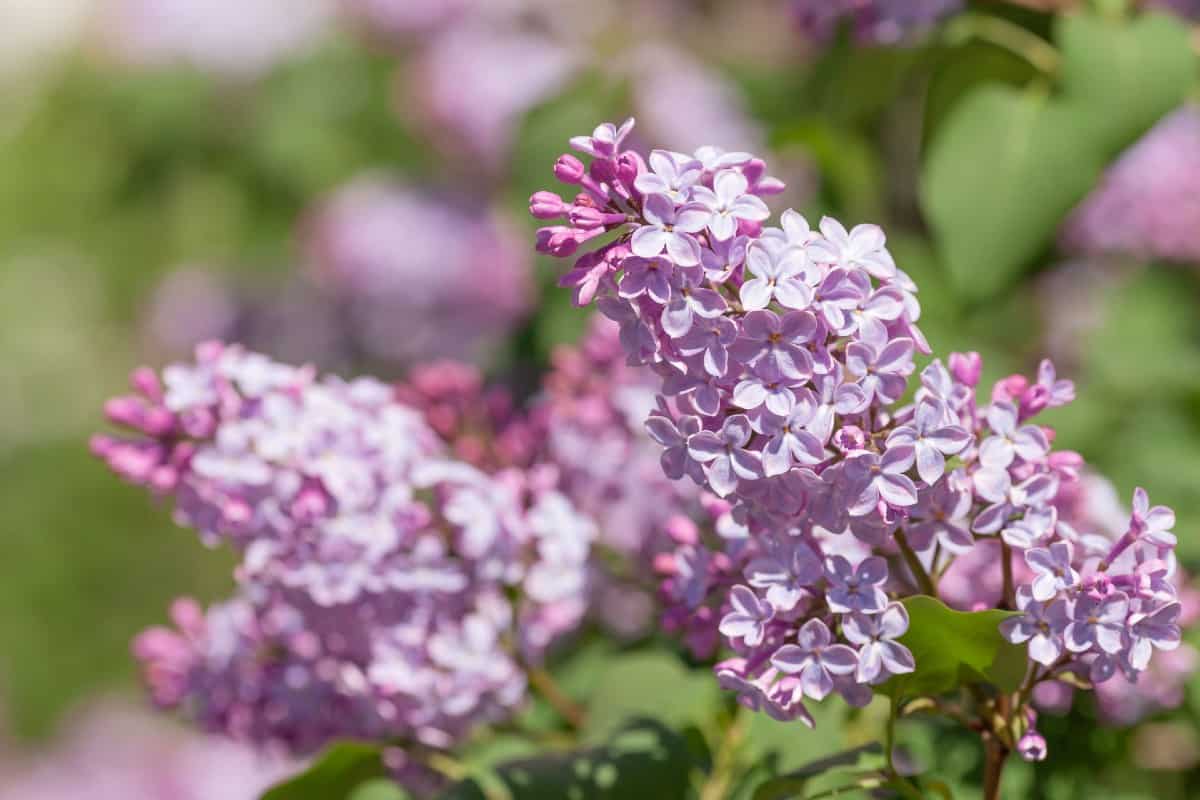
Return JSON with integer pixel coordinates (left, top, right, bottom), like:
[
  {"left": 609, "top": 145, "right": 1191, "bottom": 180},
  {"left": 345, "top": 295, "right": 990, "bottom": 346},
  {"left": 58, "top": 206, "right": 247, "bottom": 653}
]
[
  {"left": 1060, "top": 106, "right": 1200, "bottom": 265},
  {"left": 0, "top": 701, "right": 294, "bottom": 800}
]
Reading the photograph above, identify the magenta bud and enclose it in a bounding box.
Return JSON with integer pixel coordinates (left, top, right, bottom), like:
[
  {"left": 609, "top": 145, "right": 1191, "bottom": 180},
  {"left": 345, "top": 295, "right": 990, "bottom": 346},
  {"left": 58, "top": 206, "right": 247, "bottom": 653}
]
[
  {"left": 104, "top": 396, "right": 144, "bottom": 427},
  {"left": 737, "top": 218, "right": 764, "bottom": 238},
  {"left": 653, "top": 553, "right": 677, "bottom": 575},
  {"left": 1018, "top": 731, "right": 1047, "bottom": 762},
  {"left": 993, "top": 374, "right": 1029, "bottom": 404},
  {"left": 948, "top": 351, "right": 982, "bottom": 387},
  {"left": 664, "top": 515, "right": 699, "bottom": 545},
  {"left": 130, "top": 366, "right": 163, "bottom": 401},
  {"left": 590, "top": 157, "right": 617, "bottom": 183},
  {"left": 1019, "top": 384, "right": 1050, "bottom": 420},
  {"left": 553, "top": 153, "right": 586, "bottom": 184},
  {"left": 615, "top": 152, "right": 640, "bottom": 185},
  {"left": 529, "top": 191, "right": 568, "bottom": 219},
  {"left": 742, "top": 159, "right": 766, "bottom": 184}
]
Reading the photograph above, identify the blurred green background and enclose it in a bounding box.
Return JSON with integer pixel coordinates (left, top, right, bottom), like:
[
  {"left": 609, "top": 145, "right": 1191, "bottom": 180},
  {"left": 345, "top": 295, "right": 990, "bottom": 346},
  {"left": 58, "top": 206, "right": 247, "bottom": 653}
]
[{"left": 1, "top": 0, "right": 1199, "bottom": 796}]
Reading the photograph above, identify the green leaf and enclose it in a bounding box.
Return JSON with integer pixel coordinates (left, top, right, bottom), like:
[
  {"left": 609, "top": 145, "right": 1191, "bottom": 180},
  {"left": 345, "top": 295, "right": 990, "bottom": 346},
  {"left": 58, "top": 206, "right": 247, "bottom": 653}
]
[
  {"left": 438, "top": 719, "right": 696, "bottom": 800},
  {"left": 920, "top": 85, "right": 1104, "bottom": 300},
  {"left": 580, "top": 652, "right": 723, "bottom": 743},
  {"left": 752, "top": 743, "right": 885, "bottom": 800},
  {"left": 876, "top": 596, "right": 1025, "bottom": 702},
  {"left": 1057, "top": 11, "right": 1196, "bottom": 159},
  {"left": 260, "top": 742, "right": 388, "bottom": 800},
  {"left": 348, "top": 779, "right": 412, "bottom": 800}
]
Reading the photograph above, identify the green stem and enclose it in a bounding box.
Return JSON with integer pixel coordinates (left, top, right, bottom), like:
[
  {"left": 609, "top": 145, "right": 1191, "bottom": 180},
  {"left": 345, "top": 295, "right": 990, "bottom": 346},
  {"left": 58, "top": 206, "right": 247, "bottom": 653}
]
[
  {"left": 895, "top": 530, "right": 937, "bottom": 597},
  {"left": 944, "top": 13, "right": 1062, "bottom": 77},
  {"left": 700, "top": 710, "right": 745, "bottom": 800},
  {"left": 527, "top": 666, "right": 587, "bottom": 730},
  {"left": 982, "top": 733, "right": 1010, "bottom": 800},
  {"left": 1000, "top": 541, "right": 1015, "bottom": 610}
]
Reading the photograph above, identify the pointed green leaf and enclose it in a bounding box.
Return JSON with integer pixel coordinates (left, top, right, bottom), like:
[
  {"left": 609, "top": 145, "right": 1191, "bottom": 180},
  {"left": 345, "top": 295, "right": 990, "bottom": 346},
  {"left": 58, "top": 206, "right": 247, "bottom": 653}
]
[{"left": 260, "top": 742, "right": 390, "bottom": 800}]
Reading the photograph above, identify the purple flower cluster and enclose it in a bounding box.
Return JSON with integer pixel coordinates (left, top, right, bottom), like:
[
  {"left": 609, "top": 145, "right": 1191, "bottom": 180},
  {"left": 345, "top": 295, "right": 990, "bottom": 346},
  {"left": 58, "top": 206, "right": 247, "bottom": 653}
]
[
  {"left": 790, "top": 0, "right": 963, "bottom": 47},
  {"left": 530, "top": 119, "right": 1185, "bottom": 749},
  {"left": 1060, "top": 105, "right": 1200, "bottom": 265},
  {"left": 94, "top": 343, "right": 595, "bottom": 762}
]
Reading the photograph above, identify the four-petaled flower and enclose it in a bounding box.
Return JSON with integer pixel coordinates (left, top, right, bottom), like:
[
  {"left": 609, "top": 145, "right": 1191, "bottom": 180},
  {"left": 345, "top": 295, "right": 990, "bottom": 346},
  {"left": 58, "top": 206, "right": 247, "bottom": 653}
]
[
  {"left": 841, "top": 603, "right": 915, "bottom": 684},
  {"left": 1128, "top": 487, "right": 1177, "bottom": 547},
  {"left": 630, "top": 194, "right": 710, "bottom": 266},
  {"left": 886, "top": 399, "right": 972, "bottom": 485},
  {"left": 807, "top": 217, "right": 897, "bottom": 280},
  {"left": 1026, "top": 541, "right": 1080, "bottom": 602},
  {"left": 740, "top": 237, "right": 814, "bottom": 311},
  {"left": 845, "top": 333, "right": 914, "bottom": 405},
  {"left": 719, "top": 585, "right": 775, "bottom": 646},
  {"left": 691, "top": 170, "right": 771, "bottom": 240},
  {"left": 1064, "top": 592, "right": 1128, "bottom": 655},
  {"left": 1128, "top": 602, "right": 1182, "bottom": 670},
  {"left": 771, "top": 619, "right": 859, "bottom": 700},
  {"left": 824, "top": 555, "right": 889, "bottom": 614},
  {"left": 633, "top": 149, "right": 703, "bottom": 201},
  {"left": 645, "top": 413, "right": 703, "bottom": 482},
  {"left": 731, "top": 310, "right": 818, "bottom": 380},
  {"left": 999, "top": 588, "right": 1070, "bottom": 665},
  {"left": 978, "top": 401, "right": 1049, "bottom": 471},
  {"left": 844, "top": 445, "right": 919, "bottom": 515},
  {"left": 688, "top": 414, "right": 763, "bottom": 497}
]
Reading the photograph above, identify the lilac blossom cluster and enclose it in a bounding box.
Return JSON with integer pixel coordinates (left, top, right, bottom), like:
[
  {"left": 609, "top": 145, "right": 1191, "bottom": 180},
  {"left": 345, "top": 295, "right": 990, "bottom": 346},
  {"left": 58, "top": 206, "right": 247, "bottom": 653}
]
[
  {"left": 93, "top": 343, "right": 595, "bottom": 765},
  {"left": 529, "top": 119, "right": 1185, "bottom": 752},
  {"left": 790, "top": 0, "right": 963, "bottom": 47},
  {"left": 1060, "top": 105, "right": 1200, "bottom": 266}
]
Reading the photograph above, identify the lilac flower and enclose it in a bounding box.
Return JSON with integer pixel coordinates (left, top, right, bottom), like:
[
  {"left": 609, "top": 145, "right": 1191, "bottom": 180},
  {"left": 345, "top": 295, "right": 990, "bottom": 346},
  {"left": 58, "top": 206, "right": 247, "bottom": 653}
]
[
  {"left": 570, "top": 118, "right": 635, "bottom": 159},
  {"left": 691, "top": 170, "right": 771, "bottom": 240},
  {"left": 771, "top": 619, "right": 859, "bottom": 700},
  {"left": 671, "top": 545, "right": 712, "bottom": 608},
  {"left": 618, "top": 257, "right": 674, "bottom": 304},
  {"left": 999, "top": 589, "right": 1071, "bottom": 666},
  {"left": 700, "top": 234, "right": 749, "bottom": 282},
  {"left": 842, "top": 286, "right": 906, "bottom": 343},
  {"left": 807, "top": 217, "right": 897, "bottom": 280},
  {"left": 1026, "top": 541, "right": 1080, "bottom": 602},
  {"left": 1128, "top": 487, "right": 1177, "bottom": 548},
  {"left": 905, "top": 479, "right": 973, "bottom": 553},
  {"left": 633, "top": 149, "right": 704, "bottom": 202},
  {"left": 630, "top": 194, "right": 709, "bottom": 266},
  {"left": 978, "top": 401, "right": 1049, "bottom": 470},
  {"left": 807, "top": 370, "right": 869, "bottom": 444},
  {"left": 688, "top": 414, "right": 763, "bottom": 497},
  {"left": 719, "top": 585, "right": 775, "bottom": 646},
  {"left": 739, "top": 237, "right": 814, "bottom": 311},
  {"left": 731, "top": 310, "right": 818, "bottom": 380},
  {"left": 661, "top": 270, "right": 727, "bottom": 338},
  {"left": 844, "top": 334, "right": 914, "bottom": 405},
  {"left": 1036, "top": 359, "right": 1075, "bottom": 408},
  {"left": 842, "top": 603, "right": 915, "bottom": 684},
  {"left": 1064, "top": 592, "right": 1129, "bottom": 655},
  {"left": 843, "top": 445, "right": 919, "bottom": 515},
  {"left": 886, "top": 400, "right": 972, "bottom": 484},
  {"left": 824, "top": 555, "right": 889, "bottom": 614},
  {"left": 645, "top": 413, "right": 703, "bottom": 481},
  {"left": 677, "top": 315, "right": 739, "bottom": 377},
  {"left": 1000, "top": 507, "right": 1057, "bottom": 550},
  {"left": 744, "top": 537, "right": 823, "bottom": 611},
  {"left": 733, "top": 370, "right": 802, "bottom": 417},
  {"left": 761, "top": 401, "right": 827, "bottom": 477},
  {"left": 1128, "top": 602, "right": 1183, "bottom": 671}
]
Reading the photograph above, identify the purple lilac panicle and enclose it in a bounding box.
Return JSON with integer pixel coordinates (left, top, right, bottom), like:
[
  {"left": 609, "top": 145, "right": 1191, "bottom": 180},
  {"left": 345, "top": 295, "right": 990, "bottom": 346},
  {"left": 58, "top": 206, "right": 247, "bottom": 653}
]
[
  {"left": 95, "top": 343, "right": 595, "bottom": 766},
  {"left": 530, "top": 118, "right": 1185, "bottom": 749}
]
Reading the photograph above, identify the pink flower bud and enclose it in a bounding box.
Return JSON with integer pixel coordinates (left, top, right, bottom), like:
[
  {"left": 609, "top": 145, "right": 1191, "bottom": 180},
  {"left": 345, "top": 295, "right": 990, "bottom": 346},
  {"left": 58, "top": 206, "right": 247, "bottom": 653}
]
[
  {"left": 529, "top": 191, "right": 568, "bottom": 219},
  {"left": 665, "top": 515, "right": 699, "bottom": 545},
  {"left": 948, "top": 351, "right": 982, "bottom": 387},
  {"left": 1018, "top": 731, "right": 1047, "bottom": 762},
  {"left": 553, "top": 153, "right": 586, "bottom": 183}
]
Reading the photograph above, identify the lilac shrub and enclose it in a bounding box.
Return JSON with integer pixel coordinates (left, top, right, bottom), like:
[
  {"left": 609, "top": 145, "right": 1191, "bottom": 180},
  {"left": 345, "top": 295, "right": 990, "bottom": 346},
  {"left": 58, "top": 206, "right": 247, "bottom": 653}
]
[
  {"left": 93, "top": 343, "right": 595, "bottom": 780},
  {"left": 530, "top": 119, "right": 1186, "bottom": 763}
]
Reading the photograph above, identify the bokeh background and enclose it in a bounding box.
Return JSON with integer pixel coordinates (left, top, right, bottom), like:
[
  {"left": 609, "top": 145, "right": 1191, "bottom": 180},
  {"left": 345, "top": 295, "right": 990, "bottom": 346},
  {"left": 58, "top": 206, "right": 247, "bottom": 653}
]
[{"left": 1, "top": 0, "right": 1198, "bottom": 797}]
